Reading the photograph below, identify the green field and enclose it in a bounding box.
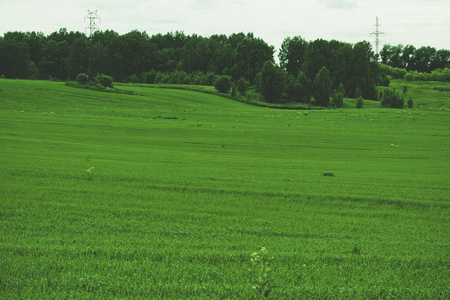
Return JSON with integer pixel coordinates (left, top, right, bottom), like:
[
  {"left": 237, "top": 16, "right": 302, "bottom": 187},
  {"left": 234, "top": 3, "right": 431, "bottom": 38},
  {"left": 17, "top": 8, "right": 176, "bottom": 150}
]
[{"left": 0, "top": 79, "right": 449, "bottom": 298}]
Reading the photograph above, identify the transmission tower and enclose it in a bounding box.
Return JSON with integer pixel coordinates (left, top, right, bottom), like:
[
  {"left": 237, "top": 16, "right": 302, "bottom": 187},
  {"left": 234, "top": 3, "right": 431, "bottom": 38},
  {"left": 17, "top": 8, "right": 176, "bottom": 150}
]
[
  {"left": 85, "top": 10, "right": 101, "bottom": 37},
  {"left": 370, "top": 17, "right": 384, "bottom": 59}
]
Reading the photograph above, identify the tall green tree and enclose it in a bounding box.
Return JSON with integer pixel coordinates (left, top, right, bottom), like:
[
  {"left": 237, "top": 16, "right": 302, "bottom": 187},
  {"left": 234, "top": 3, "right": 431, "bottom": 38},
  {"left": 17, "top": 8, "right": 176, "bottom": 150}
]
[
  {"left": 181, "top": 34, "right": 211, "bottom": 73},
  {"left": 232, "top": 35, "right": 274, "bottom": 83},
  {"left": 286, "top": 71, "right": 311, "bottom": 103},
  {"left": 260, "top": 61, "right": 286, "bottom": 103},
  {"left": 380, "top": 44, "right": 404, "bottom": 68},
  {"left": 402, "top": 45, "right": 416, "bottom": 70},
  {"left": 415, "top": 46, "right": 436, "bottom": 73},
  {"left": 313, "top": 66, "right": 332, "bottom": 106},
  {"left": 297, "top": 71, "right": 312, "bottom": 103},
  {"left": 432, "top": 49, "right": 450, "bottom": 70},
  {"left": 66, "top": 37, "right": 87, "bottom": 80},
  {"left": 38, "top": 39, "right": 69, "bottom": 79},
  {"left": 301, "top": 39, "right": 331, "bottom": 81},
  {"left": 0, "top": 38, "right": 31, "bottom": 78},
  {"left": 278, "top": 36, "right": 308, "bottom": 75}
]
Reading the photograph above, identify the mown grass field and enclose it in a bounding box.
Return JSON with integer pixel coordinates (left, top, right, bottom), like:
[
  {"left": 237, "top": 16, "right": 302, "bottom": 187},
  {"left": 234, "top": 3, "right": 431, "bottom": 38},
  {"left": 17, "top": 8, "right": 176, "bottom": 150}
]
[{"left": 0, "top": 79, "right": 449, "bottom": 298}]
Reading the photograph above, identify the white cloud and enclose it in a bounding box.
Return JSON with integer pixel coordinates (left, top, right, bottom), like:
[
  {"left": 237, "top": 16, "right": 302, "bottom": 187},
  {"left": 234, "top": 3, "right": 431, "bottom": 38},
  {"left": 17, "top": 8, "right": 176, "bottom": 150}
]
[{"left": 317, "top": 0, "right": 358, "bottom": 10}]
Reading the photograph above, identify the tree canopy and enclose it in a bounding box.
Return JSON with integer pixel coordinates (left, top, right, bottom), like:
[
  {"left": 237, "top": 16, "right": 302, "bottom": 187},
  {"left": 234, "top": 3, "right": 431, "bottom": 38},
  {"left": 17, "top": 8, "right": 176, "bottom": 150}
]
[
  {"left": 1, "top": 29, "right": 448, "bottom": 105},
  {"left": 380, "top": 44, "right": 450, "bottom": 72},
  {"left": 0, "top": 30, "right": 274, "bottom": 82}
]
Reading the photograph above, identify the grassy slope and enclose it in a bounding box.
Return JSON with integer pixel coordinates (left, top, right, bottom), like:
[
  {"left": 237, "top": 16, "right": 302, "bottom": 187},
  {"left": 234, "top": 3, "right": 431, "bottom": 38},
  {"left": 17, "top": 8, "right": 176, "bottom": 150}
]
[
  {"left": 383, "top": 79, "right": 450, "bottom": 110},
  {"left": 0, "top": 79, "right": 449, "bottom": 298},
  {"left": 118, "top": 78, "right": 450, "bottom": 111}
]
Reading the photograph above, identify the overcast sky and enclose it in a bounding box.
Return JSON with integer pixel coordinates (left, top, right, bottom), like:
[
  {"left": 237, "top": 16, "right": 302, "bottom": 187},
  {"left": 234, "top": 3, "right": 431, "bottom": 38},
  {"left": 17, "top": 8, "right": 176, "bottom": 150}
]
[{"left": 1, "top": 0, "right": 449, "bottom": 57}]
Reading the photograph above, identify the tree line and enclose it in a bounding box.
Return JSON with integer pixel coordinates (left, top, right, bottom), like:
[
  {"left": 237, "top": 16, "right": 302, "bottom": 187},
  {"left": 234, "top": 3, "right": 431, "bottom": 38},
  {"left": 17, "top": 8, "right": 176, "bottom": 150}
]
[
  {"left": 380, "top": 44, "right": 450, "bottom": 73},
  {"left": 0, "top": 29, "right": 273, "bottom": 84},
  {"left": 1, "top": 29, "right": 448, "bottom": 105}
]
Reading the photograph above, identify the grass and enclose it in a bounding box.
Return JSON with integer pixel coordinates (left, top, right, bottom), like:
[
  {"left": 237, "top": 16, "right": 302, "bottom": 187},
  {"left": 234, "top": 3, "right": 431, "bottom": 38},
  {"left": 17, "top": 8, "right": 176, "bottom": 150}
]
[
  {"left": 116, "top": 82, "right": 317, "bottom": 110},
  {"left": 0, "top": 79, "right": 449, "bottom": 298},
  {"left": 384, "top": 79, "right": 450, "bottom": 111}
]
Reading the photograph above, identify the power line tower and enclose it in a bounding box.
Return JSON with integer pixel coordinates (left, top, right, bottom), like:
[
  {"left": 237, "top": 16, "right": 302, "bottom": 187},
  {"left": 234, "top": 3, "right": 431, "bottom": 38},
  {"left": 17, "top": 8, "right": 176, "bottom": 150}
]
[
  {"left": 85, "top": 10, "right": 101, "bottom": 37},
  {"left": 370, "top": 17, "right": 384, "bottom": 60}
]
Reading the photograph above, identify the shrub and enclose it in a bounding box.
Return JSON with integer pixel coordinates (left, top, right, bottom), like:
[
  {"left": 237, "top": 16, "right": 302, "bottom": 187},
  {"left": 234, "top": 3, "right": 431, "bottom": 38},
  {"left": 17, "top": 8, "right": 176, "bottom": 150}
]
[
  {"left": 214, "top": 76, "right": 232, "bottom": 93},
  {"left": 170, "top": 71, "right": 187, "bottom": 84},
  {"left": 407, "top": 98, "right": 414, "bottom": 108},
  {"left": 380, "top": 64, "right": 407, "bottom": 79},
  {"left": 95, "top": 74, "right": 113, "bottom": 88},
  {"left": 142, "top": 70, "right": 157, "bottom": 84},
  {"left": 204, "top": 72, "right": 218, "bottom": 86},
  {"left": 76, "top": 73, "right": 89, "bottom": 85},
  {"left": 382, "top": 88, "right": 403, "bottom": 108},
  {"left": 356, "top": 96, "right": 363, "bottom": 108},
  {"left": 332, "top": 89, "right": 344, "bottom": 108},
  {"left": 237, "top": 77, "right": 248, "bottom": 96},
  {"left": 231, "top": 83, "right": 237, "bottom": 98},
  {"left": 377, "top": 72, "right": 390, "bottom": 86},
  {"left": 286, "top": 80, "right": 302, "bottom": 103},
  {"left": 404, "top": 73, "right": 414, "bottom": 81},
  {"left": 154, "top": 71, "right": 165, "bottom": 84},
  {"left": 125, "top": 74, "right": 139, "bottom": 83}
]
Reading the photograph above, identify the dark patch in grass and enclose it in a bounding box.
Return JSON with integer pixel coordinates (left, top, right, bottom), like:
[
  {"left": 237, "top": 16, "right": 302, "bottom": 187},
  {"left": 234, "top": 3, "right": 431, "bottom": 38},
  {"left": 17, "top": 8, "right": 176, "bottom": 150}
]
[
  {"left": 322, "top": 172, "right": 335, "bottom": 177},
  {"left": 352, "top": 245, "right": 361, "bottom": 255},
  {"left": 154, "top": 116, "right": 178, "bottom": 120},
  {"left": 433, "top": 87, "right": 450, "bottom": 92}
]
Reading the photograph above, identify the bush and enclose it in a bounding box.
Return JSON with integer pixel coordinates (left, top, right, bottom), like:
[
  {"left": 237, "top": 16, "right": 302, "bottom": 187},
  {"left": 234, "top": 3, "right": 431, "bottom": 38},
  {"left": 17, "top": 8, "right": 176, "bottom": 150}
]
[
  {"left": 142, "top": 70, "right": 157, "bottom": 84},
  {"left": 237, "top": 78, "right": 248, "bottom": 96},
  {"left": 125, "top": 74, "right": 139, "bottom": 83},
  {"left": 404, "top": 73, "right": 414, "bottom": 81},
  {"left": 214, "top": 76, "right": 232, "bottom": 93},
  {"left": 356, "top": 96, "right": 363, "bottom": 108},
  {"left": 76, "top": 73, "right": 89, "bottom": 85},
  {"left": 170, "top": 71, "right": 187, "bottom": 84},
  {"left": 154, "top": 71, "right": 166, "bottom": 84},
  {"left": 332, "top": 89, "right": 344, "bottom": 108},
  {"left": 382, "top": 88, "right": 403, "bottom": 108},
  {"left": 204, "top": 72, "right": 218, "bottom": 86},
  {"left": 96, "top": 74, "right": 113, "bottom": 88},
  {"left": 380, "top": 64, "right": 407, "bottom": 79},
  {"left": 231, "top": 84, "right": 237, "bottom": 98},
  {"left": 286, "top": 80, "right": 302, "bottom": 102},
  {"left": 377, "top": 72, "right": 390, "bottom": 86},
  {"left": 407, "top": 98, "right": 414, "bottom": 108}
]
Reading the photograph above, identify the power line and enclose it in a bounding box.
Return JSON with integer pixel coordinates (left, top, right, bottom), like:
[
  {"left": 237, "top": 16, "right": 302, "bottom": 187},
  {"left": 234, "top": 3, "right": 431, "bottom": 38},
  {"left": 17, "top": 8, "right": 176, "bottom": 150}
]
[
  {"left": 370, "top": 17, "right": 384, "bottom": 59},
  {"left": 85, "top": 10, "right": 101, "bottom": 37}
]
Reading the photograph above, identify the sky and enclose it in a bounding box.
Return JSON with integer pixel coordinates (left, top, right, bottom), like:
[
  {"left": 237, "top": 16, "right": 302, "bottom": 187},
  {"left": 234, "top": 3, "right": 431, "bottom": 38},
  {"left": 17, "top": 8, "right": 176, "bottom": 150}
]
[{"left": 1, "top": 0, "right": 449, "bottom": 58}]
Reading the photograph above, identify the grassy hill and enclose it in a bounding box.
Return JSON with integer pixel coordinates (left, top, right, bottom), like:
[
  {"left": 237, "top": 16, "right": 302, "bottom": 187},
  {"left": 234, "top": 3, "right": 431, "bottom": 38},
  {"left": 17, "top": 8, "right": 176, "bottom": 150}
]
[{"left": 0, "top": 79, "right": 449, "bottom": 298}]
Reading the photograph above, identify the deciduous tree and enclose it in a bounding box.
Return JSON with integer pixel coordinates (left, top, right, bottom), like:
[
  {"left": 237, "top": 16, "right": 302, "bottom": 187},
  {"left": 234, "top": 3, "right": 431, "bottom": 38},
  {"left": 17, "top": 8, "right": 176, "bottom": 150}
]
[{"left": 313, "top": 66, "right": 332, "bottom": 106}]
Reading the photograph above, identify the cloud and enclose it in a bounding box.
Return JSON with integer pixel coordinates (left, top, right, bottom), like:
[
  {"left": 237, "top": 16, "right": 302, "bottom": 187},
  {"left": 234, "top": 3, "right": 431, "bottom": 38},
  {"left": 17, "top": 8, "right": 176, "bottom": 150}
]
[
  {"left": 317, "top": 0, "right": 358, "bottom": 10},
  {"left": 189, "top": 0, "right": 220, "bottom": 9}
]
